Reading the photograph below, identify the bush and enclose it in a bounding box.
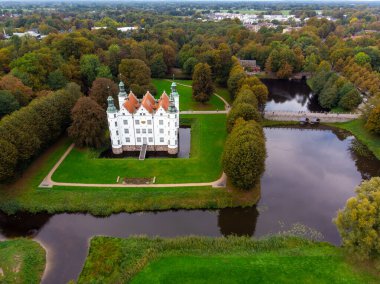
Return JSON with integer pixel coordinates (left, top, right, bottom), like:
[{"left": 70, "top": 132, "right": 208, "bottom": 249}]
[
  {"left": 335, "top": 177, "right": 380, "bottom": 259},
  {"left": 222, "top": 119, "right": 266, "bottom": 190},
  {"left": 226, "top": 103, "right": 262, "bottom": 133}
]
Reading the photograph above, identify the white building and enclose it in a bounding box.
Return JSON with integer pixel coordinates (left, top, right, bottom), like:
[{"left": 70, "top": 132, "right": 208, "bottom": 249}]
[{"left": 107, "top": 81, "right": 180, "bottom": 155}]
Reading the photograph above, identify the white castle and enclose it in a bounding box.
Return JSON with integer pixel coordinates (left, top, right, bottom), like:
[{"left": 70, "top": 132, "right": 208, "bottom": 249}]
[{"left": 106, "top": 81, "right": 180, "bottom": 155}]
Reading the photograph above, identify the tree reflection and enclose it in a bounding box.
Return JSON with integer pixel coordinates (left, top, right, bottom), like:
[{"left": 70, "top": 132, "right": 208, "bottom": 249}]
[
  {"left": 217, "top": 206, "right": 259, "bottom": 237},
  {"left": 348, "top": 140, "right": 380, "bottom": 180},
  {"left": 0, "top": 212, "right": 52, "bottom": 238}
]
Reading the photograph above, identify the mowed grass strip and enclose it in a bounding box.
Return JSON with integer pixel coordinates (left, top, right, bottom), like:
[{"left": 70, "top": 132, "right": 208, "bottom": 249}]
[
  {"left": 0, "top": 239, "right": 46, "bottom": 284},
  {"left": 53, "top": 114, "right": 227, "bottom": 184},
  {"left": 79, "top": 236, "right": 380, "bottom": 284},
  {"left": 152, "top": 79, "right": 225, "bottom": 111}
]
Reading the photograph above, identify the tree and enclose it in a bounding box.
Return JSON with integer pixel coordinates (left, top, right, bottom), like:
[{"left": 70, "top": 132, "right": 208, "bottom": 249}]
[
  {"left": 80, "top": 54, "right": 100, "bottom": 90},
  {"left": 47, "top": 70, "right": 67, "bottom": 90},
  {"left": 319, "top": 85, "right": 338, "bottom": 109},
  {"left": 89, "top": 78, "right": 119, "bottom": 110},
  {"left": 233, "top": 88, "right": 258, "bottom": 108},
  {"left": 251, "top": 84, "right": 269, "bottom": 110},
  {"left": 354, "top": 52, "right": 371, "bottom": 66},
  {"left": 335, "top": 177, "right": 380, "bottom": 259},
  {"left": 226, "top": 103, "right": 262, "bottom": 132},
  {"left": 68, "top": 97, "right": 108, "bottom": 148},
  {"left": 222, "top": 119, "right": 266, "bottom": 190},
  {"left": 228, "top": 63, "right": 246, "bottom": 99},
  {"left": 0, "top": 139, "right": 18, "bottom": 181},
  {"left": 119, "top": 59, "right": 151, "bottom": 97},
  {"left": 183, "top": 57, "right": 198, "bottom": 75},
  {"left": 192, "top": 63, "right": 214, "bottom": 103},
  {"left": 365, "top": 104, "right": 380, "bottom": 135},
  {"left": 0, "top": 74, "right": 33, "bottom": 106},
  {"left": 150, "top": 53, "right": 167, "bottom": 78},
  {"left": 338, "top": 89, "right": 362, "bottom": 111},
  {"left": 0, "top": 91, "right": 20, "bottom": 117}
]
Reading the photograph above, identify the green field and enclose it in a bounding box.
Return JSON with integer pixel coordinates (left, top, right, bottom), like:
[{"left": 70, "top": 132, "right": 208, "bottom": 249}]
[
  {"left": 79, "top": 236, "right": 380, "bottom": 284},
  {"left": 152, "top": 79, "right": 226, "bottom": 111},
  {"left": 53, "top": 114, "right": 226, "bottom": 184},
  {"left": 0, "top": 239, "right": 46, "bottom": 284}
]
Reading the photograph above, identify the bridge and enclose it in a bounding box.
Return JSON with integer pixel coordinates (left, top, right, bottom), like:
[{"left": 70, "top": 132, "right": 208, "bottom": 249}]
[{"left": 264, "top": 111, "right": 359, "bottom": 123}]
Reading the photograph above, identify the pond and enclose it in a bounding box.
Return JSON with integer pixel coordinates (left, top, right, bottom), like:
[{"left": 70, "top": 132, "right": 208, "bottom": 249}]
[
  {"left": 262, "top": 78, "right": 327, "bottom": 112},
  {"left": 1, "top": 126, "right": 379, "bottom": 284}
]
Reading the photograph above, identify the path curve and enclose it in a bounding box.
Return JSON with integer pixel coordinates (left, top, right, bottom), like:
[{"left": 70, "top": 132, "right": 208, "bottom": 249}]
[
  {"left": 164, "top": 79, "right": 231, "bottom": 111},
  {"left": 39, "top": 144, "right": 227, "bottom": 189}
]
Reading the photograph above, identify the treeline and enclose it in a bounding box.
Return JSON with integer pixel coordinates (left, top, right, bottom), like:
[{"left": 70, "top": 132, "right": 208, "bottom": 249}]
[
  {"left": 222, "top": 59, "right": 267, "bottom": 190},
  {"left": 308, "top": 62, "right": 362, "bottom": 111},
  {"left": 0, "top": 83, "right": 81, "bottom": 181}
]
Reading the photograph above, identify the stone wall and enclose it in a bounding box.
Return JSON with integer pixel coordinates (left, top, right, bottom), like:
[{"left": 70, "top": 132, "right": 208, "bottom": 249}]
[{"left": 264, "top": 111, "right": 359, "bottom": 123}]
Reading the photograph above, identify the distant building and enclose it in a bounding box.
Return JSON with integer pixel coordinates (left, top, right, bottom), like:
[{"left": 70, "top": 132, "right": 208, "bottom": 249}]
[
  {"left": 239, "top": 59, "right": 261, "bottom": 74},
  {"left": 91, "top": 26, "right": 138, "bottom": 32},
  {"left": 107, "top": 81, "right": 180, "bottom": 155}
]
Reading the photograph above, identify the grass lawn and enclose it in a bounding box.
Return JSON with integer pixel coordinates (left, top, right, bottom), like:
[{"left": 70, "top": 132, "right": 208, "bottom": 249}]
[
  {"left": 79, "top": 236, "right": 380, "bottom": 283},
  {"left": 53, "top": 114, "right": 226, "bottom": 184},
  {"left": 0, "top": 239, "right": 46, "bottom": 284},
  {"left": 152, "top": 79, "right": 226, "bottom": 111},
  {"left": 328, "top": 119, "right": 380, "bottom": 160},
  {"left": 0, "top": 114, "right": 260, "bottom": 216}
]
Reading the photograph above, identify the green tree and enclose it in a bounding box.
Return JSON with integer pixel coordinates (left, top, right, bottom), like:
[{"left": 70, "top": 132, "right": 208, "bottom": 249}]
[
  {"left": 226, "top": 103, "right": 262, "bottom": 132},
  {"left": 227, "top": 63, "right": 246, "bottom": 99},
  {"left": 192, "top": 63, "right": 214, "bottom": 103},
  {"left": 222, "top": 119, "right": 266, "bottom": 190},
  {"left": 338, "top": 89, "right": 362, "bottom": 111},
  {"left": 335, "top": 177, "right": 380, "bottom": 259},
  {"left": 68, "top": 97, "right": 108, "bottom": 148},
  {"left": 0, "top": 91, "right": 20, "bottom": 117},
  {"left": 183, "top": 57, "right": 198, "bottom": 75},
  {"left": 150, "top": 53, "right": 167, "bottom": 78},
  {"left": 119, "top": 58, "right": 151, "bottom": 97},
  {"left": 251, "top": 84, "right": 269, "bottom": 110},
  {"left": 354, "top": 52, "right": 371, "bottom": 66},
  {"left": 48, "top": 70, "right": 67, "bottom": 90},
  {"left": 233, "top": 88, "right": 258, "bottom": 108},
  {"left": 80, "top": 54, "right": 100, "bottom": 90}
]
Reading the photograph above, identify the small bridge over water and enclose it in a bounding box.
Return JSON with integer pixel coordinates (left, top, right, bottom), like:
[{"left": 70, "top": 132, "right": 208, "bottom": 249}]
[{"left": 264, "top": 111, "right": 359, "bottom": 123}]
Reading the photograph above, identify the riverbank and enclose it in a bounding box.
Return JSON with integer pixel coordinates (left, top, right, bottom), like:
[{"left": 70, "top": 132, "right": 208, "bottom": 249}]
[
  {"left": 0, "top": 239, "right": 46, "bottom": 284},
  {"left": 79, "top": 236, "right": 380, "bottom": 283}
]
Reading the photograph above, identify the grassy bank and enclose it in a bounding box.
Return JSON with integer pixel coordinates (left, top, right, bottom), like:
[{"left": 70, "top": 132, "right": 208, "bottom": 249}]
[
  {"left": 79, "top": 236, "right": 380, "bottom": 283},
  {"left": 0, "top": 239, "right": 46, "bottom": 284},
  {"left": 328, "top": 119, "right": 380, "bottom": 160},
  {"left": 152, "top": 79, "right": 225, "bottom": 111},
  {"left": 53, "top": 114, "right": 226, "bottom": 184}
]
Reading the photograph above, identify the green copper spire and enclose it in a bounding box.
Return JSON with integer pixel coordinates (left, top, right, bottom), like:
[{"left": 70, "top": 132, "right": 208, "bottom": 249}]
[
  {"left": 107, "top": 96, "right": 117, "bottom": 113},
  {"left": 118, "top": 81, "right": 127, "bottom": 97}
]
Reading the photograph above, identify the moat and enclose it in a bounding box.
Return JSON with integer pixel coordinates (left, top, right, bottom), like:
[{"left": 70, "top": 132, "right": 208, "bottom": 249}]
[{"left": 1, "top": 127, "right": 380, "bottom": 284}]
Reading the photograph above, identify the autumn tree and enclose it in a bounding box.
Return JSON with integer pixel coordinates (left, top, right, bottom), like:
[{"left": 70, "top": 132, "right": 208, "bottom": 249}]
[
  {"left": 335, "top": 177, "right": 380, "bottom": 259},
  {"left": 0, "top": 74, "right": 33, "bottom": 106},
  {"left": 68, "top": 97, "right": 108, "bottom": 148},
  {"left": 365, "top": 104, "right": 380, "bottom": 135},
  {"left": 89, "top": 78, "right": 119, "bottom": 110},
  {"left": 119, "top": 58, "right": 153, "bottom": 97},
  {"left": 222, "top": 119, "right": 266, "bottom": 190},
  {"left": 192, "top": 63, "right": 214, "bottom": 103},
  {"left": 226, "top": 103, "right": 262, "bottom": 132}
]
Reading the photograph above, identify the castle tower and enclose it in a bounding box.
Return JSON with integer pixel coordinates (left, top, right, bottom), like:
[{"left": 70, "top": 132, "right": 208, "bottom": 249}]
[
  {"left": 107, "top": 96, "right": 123, "bottom": 154},
  {"left": 167, "top": 95, "right": 179, "bottom": 155},
  {"left": 118, "top": 81, "right": 127, "bottom": 110}
]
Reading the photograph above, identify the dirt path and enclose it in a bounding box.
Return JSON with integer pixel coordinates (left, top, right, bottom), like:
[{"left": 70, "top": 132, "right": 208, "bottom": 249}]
[{"left": 39, "top": 144, "right": 227, "bottom": 189}]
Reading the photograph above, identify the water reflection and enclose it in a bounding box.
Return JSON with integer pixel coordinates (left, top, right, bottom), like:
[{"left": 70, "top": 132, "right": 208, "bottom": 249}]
[
  {"left": 262, "top": 79, "right": 327, "bottom": 112},
  {"left": 218, "top": 206, "right": 259, "bottom": 237}
]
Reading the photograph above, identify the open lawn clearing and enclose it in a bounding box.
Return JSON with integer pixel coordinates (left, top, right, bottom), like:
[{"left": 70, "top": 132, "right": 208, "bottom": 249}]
[
  {"left": 79, "top": 236, "right": 380, "bottom": 284},
  {"left": 152, "top": 79, "right": 226, "bottom": 111}
]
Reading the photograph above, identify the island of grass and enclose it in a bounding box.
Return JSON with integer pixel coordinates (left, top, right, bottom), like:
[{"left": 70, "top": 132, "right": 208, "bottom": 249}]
[
  {"left": 0, "top": 239, "right": 46, "bottom": 284},
  {"left": 79, "top": 236, "right": 380, "bottom": 283},
  {"left": 53, "top": 114, "right": 226, "bottom": 184},
  {"left": 152, "top": 79, "right": 226, "bottom": 111},
  {"left": 0, "top": 113, "right": 260, "bottom": 216}
]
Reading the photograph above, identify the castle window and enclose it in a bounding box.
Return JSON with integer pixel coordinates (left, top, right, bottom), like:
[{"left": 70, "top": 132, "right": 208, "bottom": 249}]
[
  {"left": 136, "top": 129, "right": 140, "bottom": 134},
  {"left": 160, "top": 137, "right": 164, "bottom": 143},
  {"left": 159, "top": 129, "right": 164, "bottom": 134},
  {"left": 148, "top": 129, "right": 152, "bottom": 134},
  {"left": 149, "top": 137, "right": 153, "bottom": 142},
  {"left": 147, "top": 120, "right": 152, "bottom": 125},
  {"left": 135, "top": 120, "right": 140, "bottom": 125},
  {"left": 137, "top": 137, "right": 141, "bottom": 143},
  {"left": 168, "top": 131, "right": 170, "bottom": 135},
  {"left": 159, "top": 120, "right": 163, "bottom": 125},
  {"left": 123, "top": 120, "right": 128, "bottom": 125},
  {"left": 117, "top": 140, "right": 120, "bottom": 144},
  {"left": 114, "top": 114, "right": 116, "bottom": 118},
  {"left": 175, "top": 122, "right": 178, "bottom": 127},
  {"left": 142, "top": 129, "right": 146, "bottom": 134},
  {"left": 115, "top": 122, "right": 117, "bottom": 126},
  {"left": 124, "top": 129, "right": 129, "bottom": 134},
  {"left": 126, "top": 138, "right": 130, "bottom": 142},
  {"left": 116, "top": 130, "right": 119, "bottom": 135}
]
